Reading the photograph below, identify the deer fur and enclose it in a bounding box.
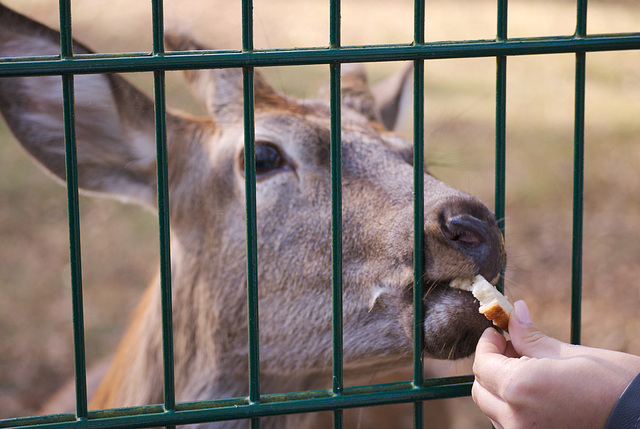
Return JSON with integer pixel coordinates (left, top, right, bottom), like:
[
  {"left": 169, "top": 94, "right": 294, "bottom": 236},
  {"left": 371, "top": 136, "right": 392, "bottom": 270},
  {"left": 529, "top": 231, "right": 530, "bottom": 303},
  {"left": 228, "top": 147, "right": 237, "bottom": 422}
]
[{"left": 0, "top": 4, "right": 505, "bottom": 428}]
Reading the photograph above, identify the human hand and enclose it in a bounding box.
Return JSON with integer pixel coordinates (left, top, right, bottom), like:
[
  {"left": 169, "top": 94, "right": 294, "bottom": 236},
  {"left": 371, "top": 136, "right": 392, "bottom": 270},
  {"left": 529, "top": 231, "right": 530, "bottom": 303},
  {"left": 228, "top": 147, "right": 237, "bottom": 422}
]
[{"left": 472, "top": 300, "right": 640, "bottom": 429}]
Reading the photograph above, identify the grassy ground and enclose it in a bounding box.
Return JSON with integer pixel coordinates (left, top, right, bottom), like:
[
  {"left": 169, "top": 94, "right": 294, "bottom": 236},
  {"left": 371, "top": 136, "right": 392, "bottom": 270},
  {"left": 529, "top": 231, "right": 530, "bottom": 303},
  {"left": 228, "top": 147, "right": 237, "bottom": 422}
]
[{"left": 1, "top": 0, "right": 639, "bottom": 427}]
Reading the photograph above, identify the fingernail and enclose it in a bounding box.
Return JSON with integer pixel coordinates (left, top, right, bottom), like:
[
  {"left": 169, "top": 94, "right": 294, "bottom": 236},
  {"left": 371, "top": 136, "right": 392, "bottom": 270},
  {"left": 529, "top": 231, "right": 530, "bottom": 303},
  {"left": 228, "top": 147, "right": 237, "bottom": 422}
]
[{"left": 514, "top": 300, "right": 533, "bottom": 327}]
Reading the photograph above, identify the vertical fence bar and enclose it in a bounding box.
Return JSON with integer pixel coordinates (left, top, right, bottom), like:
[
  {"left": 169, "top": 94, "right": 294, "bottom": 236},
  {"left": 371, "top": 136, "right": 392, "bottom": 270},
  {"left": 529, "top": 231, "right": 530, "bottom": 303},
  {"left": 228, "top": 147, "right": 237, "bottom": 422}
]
[
  {"left": 151, "top": 0, "right": 176, "bottom": 417},
  {"left": 244, "top": 66, "right": 261, "bottom": 409},
  {"left": 242, "top": 1, "right": 261, "bottom": 428},
  {"left": 571, "top": 0, "right": 588, "bottom": 346},
  {"left": 58, "top": 0, "right": 73, "bottom": 58},
  {"left": 577, "top": 0, "right": 588, "bottom": 38},
  {"left": 412, "top": 1, "right": 425, "bottom": 428},
  {"left": 495, "top": 0, "right": 508, "bottom": 293},
  {"left": 59, "top": 0, "right": 88, "bottom": 420},
  {"left": 411, "top": 62, "right": 425, "bottom": 429},
  {"left": 571, "top": 54, "right": 585, "bottom": 346},
  {"left": 243, "top": 0, "right": 253, "bottom": 52},
  {"left": 330, "top": 63, "right": 344, "bottom": 429},
  {"left": 329, "top": 1, "right": 343, "bottom": 429}
]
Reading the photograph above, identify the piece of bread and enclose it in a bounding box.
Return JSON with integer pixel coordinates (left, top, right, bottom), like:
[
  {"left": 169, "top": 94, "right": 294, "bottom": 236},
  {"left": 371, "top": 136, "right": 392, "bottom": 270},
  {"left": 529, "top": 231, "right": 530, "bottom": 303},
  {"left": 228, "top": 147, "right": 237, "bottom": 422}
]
[{"left": 450, "top": 275, "right": 513, "bottom": 331}]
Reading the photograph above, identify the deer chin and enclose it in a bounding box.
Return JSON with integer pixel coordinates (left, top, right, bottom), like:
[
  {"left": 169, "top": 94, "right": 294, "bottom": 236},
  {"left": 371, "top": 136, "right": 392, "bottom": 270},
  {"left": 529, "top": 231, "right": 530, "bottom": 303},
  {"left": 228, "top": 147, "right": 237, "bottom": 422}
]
[{"left": 421, "top": 282, "right": 492, "bottom": 360}]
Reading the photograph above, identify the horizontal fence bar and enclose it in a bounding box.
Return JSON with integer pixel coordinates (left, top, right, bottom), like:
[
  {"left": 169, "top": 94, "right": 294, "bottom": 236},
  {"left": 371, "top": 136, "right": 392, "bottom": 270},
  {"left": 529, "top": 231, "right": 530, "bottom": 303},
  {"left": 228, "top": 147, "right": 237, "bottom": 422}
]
[
  {"left": 1, "top": 33, "right": 640, "bottom": 77},
  {"left": 1, "top": 377, "right": 473, "bottom": 429}
]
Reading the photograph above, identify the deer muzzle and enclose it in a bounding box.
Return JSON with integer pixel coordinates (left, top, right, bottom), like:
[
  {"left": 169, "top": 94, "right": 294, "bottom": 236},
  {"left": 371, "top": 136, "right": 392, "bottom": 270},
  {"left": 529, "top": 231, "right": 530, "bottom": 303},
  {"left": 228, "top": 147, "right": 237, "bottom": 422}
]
[
  {"left": 439, "top": 212, "right": 504, "bottom": 282},
  {"left": 417, "top": 196, "right": 506, "bottom": 359}
]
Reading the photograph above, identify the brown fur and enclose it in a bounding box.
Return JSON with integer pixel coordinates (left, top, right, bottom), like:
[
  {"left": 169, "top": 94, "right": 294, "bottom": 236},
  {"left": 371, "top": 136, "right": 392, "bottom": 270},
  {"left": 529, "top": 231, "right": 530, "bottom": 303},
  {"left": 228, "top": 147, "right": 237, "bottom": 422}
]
[{"left": 0, "top": 4, "right": 505, "bottom": 427}]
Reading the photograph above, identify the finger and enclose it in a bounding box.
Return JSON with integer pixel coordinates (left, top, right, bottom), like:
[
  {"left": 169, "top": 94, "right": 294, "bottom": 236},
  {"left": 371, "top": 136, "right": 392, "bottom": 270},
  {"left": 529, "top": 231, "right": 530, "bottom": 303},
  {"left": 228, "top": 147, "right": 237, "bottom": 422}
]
[
  {"left": 504, "top": 340, "right": 519, "bottom": 358},
  {"left": 475, "top": 327, "right": 508, "bottom": 356},
  {"left": 471, "top": 379, "right": 509, "bottom": 428},
  {"left": 490, "top": 419, "right": 505, "bottom": 429},
  {"left": 473, "top": 329, "right": 512, "bottom": 395},
  {"left": 508, "top": 300, "right": 566, "bottom": 359}
]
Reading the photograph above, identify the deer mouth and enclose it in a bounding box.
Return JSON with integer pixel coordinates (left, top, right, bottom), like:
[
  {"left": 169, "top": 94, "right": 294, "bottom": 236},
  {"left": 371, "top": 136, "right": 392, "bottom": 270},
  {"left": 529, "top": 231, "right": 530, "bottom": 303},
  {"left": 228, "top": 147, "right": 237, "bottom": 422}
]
[{"left": 420, "top": 279, "right": 493, "bottom": 360}]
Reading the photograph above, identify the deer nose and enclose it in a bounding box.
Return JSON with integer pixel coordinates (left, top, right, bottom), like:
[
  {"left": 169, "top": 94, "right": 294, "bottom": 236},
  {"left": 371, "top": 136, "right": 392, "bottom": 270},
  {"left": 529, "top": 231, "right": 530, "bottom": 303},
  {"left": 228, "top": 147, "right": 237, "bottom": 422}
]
[{"left": 439, "top": 206, "right": 504, "bottom": 280}]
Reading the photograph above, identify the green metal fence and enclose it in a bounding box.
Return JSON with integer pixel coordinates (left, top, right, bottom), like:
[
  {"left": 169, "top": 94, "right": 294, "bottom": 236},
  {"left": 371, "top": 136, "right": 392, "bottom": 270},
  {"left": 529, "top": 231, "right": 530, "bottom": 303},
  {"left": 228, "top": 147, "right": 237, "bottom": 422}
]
[{"left": 1, "top": 0, "right": 640, "bottom": 428}]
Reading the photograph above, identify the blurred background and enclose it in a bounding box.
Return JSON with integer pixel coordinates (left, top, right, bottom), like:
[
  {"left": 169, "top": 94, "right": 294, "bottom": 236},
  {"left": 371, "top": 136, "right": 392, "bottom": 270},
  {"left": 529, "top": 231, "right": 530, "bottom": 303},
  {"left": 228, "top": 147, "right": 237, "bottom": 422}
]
[{"left": 0, "top": 0, "right": 639, "bottom": 427}]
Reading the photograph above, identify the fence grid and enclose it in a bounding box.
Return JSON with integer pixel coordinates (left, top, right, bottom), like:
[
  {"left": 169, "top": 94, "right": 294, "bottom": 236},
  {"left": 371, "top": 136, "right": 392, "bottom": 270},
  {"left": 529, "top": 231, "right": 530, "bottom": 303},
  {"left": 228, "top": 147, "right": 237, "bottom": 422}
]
[{"left": 1, "top": 0, "right": 640, "bottom": 428}]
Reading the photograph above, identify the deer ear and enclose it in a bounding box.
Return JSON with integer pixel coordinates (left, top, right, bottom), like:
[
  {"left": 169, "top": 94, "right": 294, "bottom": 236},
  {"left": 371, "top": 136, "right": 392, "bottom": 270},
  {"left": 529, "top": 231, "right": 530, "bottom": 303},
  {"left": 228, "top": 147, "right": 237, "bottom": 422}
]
[
  {"left": 165, "top": 31, "right": 283, "bottom": 122},
  {"left": 318, "top": 63, "right": 413, "bottom": 132},
  {"left": 0, "top": 5, "right": 160, "bottom": 208},
  {"left": 338, "top": 64, "right": 380, "bottom": 123},
  {"left": 317, "top": 64, "right": 380, "bottom": 124},
  {"left": 371, "top": 63, "right": 413, "bottom": 131}
]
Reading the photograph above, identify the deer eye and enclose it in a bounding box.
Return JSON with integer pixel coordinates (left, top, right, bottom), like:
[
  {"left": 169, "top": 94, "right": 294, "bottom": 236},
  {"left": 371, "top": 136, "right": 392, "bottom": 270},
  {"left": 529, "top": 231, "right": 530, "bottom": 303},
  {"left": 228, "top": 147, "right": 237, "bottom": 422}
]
[
  {"left": 240, "top": 141, "right": 288, "bottom": 177},
  {"left": 255, "top": 143, "right": 284, "bottom": 174}
]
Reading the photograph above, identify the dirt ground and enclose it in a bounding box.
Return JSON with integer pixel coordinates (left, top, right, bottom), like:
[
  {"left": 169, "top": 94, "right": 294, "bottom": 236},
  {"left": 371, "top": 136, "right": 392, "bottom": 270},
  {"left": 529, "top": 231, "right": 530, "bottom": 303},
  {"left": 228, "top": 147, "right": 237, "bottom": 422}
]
[{"left": 1, "top": 0, "right": 639, "bottom": 427}]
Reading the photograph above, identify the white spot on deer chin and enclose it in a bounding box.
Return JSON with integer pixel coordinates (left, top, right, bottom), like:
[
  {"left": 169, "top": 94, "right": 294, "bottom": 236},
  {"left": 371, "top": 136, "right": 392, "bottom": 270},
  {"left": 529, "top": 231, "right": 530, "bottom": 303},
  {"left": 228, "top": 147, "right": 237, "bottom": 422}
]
[{"left": 368, "top": 285, "right": 387, "bottom": 311}]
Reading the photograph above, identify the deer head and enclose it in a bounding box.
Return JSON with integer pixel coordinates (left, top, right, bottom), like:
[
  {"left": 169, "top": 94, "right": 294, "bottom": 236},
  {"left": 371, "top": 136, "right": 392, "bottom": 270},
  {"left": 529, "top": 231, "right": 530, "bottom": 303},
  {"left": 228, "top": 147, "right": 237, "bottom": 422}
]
[{"left": 0, "top": 3, "right": 505, "bottom": 416}]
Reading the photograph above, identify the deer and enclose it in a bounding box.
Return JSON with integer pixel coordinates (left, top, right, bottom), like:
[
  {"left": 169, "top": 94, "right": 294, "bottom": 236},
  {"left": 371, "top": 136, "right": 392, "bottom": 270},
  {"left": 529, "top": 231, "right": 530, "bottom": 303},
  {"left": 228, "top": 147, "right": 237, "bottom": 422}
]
[{"left": 0, "top": 3, "right": 505, "bottom": 428}]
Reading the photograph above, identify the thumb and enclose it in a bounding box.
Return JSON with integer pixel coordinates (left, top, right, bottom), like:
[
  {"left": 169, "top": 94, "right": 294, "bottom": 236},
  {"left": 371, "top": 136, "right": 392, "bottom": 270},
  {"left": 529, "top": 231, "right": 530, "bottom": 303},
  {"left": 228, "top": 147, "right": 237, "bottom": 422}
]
[{"left": 508, "top": 300, "right": 565, "bottom": 358}]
